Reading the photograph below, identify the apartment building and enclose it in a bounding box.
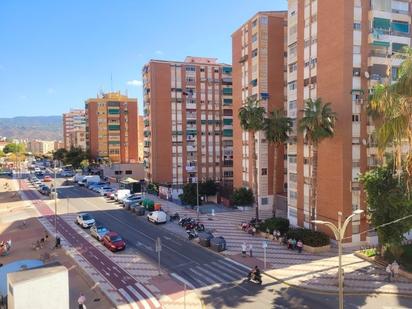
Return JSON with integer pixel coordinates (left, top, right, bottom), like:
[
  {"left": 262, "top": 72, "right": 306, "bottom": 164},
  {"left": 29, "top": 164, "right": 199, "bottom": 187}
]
[
  {"left": 232, "top": 11, "right": 288, "bottom": 212},
  {"left": 27, "top": 140, "right": 56, "bottom": 155},
  {"left": 286, "top": 0, "right": 411, "bottom": 242},
  {"left": 63, "top": 109, "right": 86, "bottom": 150},
  {"left": 138, "top": 115, "right": 144, "bottom": 163},
  {"left": 85, "top": 91, "right": 138, "bottom": 164},
  {"left": 142, "top": 57, "right": 233, "bottom": 193}
]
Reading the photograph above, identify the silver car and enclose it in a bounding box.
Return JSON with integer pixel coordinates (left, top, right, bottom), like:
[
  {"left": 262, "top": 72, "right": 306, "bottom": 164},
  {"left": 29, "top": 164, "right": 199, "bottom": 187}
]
[{"left": 90, "top": 224, "right": 109, "bottom": 241}]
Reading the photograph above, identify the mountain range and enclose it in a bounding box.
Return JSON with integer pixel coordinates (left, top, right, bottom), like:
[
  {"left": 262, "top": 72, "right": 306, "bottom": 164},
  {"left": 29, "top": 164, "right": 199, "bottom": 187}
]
[{"left": 0, "top": 116, "right": 63, "bottom": 141}]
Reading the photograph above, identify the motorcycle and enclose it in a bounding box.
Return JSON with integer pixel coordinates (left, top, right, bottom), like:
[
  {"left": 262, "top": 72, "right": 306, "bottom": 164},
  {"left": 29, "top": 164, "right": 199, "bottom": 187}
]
[
  {"left": 187, "top": 229, "right": 198, "bottom": 240},
  {"left": 170, "top": 213, "right": 180, "bottom": 222},
  {"left": 247, "top": 271, "right": 262, "bottom": 285},
  {"left": 178, "top": 217, "right": 192, "bottom": 226},
  {"left": 194, "top": 223, "right": 205, "bottom": 232}
]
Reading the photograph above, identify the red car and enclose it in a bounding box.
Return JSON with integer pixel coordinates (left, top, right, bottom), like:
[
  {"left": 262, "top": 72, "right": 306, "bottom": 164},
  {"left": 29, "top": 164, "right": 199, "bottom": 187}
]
[
  {"left": 43, "top": 176, "right": 52, "bottom": 182},
  {"left": 102, "top": 232, "right": 126, "bottom": 252}
]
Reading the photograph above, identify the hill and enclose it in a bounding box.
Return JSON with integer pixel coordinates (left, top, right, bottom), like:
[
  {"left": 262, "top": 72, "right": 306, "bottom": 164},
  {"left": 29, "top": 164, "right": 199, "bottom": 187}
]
[{"left": 0, "top": 116, "right": 63, "bottom": 140}]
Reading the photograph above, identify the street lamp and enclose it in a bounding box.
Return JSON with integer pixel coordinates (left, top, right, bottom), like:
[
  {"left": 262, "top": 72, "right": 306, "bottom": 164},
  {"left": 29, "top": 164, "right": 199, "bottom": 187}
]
[
  {"left": 53, "top": 161, "right": 58, "bottom": 237},
  {"left": 312, "top": 209, "right": 364, "bottom": 309}
]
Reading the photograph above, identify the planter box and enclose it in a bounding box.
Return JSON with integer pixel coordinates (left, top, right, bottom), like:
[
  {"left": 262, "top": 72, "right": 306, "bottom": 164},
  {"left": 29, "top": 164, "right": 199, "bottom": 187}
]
[{"left": 303, "top": 244, "right": 331, "bottom": 253}]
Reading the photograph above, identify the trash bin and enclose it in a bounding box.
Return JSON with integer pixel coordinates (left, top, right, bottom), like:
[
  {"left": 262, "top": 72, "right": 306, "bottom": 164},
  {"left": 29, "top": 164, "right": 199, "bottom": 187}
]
[
  {"left": 55, "top": 237, "right": 61, "bottom": 248},
  {"left": 198, "top": 231, "right": 214, "bottom": 247},
  {"left": 154, "top": 203, "right": 162, "bottom": 211},
  {"left": 210, "top": 236, "right": 226, "bottom": 252},
  {"left": 134, "top": 206, "right": 146, "bottom": 216}
]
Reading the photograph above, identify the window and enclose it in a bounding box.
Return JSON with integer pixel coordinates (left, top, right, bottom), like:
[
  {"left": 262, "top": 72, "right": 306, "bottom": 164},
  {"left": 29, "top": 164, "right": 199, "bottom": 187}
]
[
  {"left": 353, "top": 45, "right": 361, "bottom": 54},
  {"left": 289, "top": 100, "right": 297, "bottom": 109},
  {"left": 125, "top": 170, "right": 132, "bottom": 175},
  {"left": 252, "top": 49, "right": 258, "bottom": 57},
  {"left": 261, "top": 168, "right": 267, "bottom": 176},
  {"left": 353, "top": 23, "right": 361, "bottom": 30},
  {"left": 353, "top": 68, "right": 361, "bottom": 76},
  {"left": 352, "top": 114, "right": 360, "bottom": 122},
  {"left": 289, "top": 43, "right": 297, "bottom": 58},
  {"left": 252, "top": 19, "right": 257, "bottom": 28},
  {"left": 260, "top": 16, "right": 268, "bottom": 25},
  {"left": 288, "top": 81, "right": 297, "bottom": 90},
  {"left": 252, "top": 33, "right": 257, "bottom": 43},
  {"left": 261, "top": 197, "right": 268, "bottom": 205},
  {"left": 289, "top": 62, "right": 297, "bottom": 73},
  {"left": 185, "top": 66, "right": 196, "bottom": 72}
]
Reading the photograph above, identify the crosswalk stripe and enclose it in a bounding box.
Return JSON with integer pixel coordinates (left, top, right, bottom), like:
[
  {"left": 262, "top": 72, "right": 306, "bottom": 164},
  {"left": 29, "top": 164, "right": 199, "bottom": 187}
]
[
  {"left": 134, "top": 283, "right": 161, "bottom": 308},
  {"left": 180, "top": 269, "right": 206, "bottom": 288},
  {"left": 118, "top": 288, "right": 141, "bottom": 309},
  {"left": 202, "top": 263, "right": 239, "bottom": 282},
  {"left": 170, "top": 272, "right": 196, "bottom": 290},
  {"left": 126, "top": 285, "right": 151, "bottom": 309},
  {"left": 219, "top": 259, "right": 249, "bottom": 275},
  {"left": 223, "top": 258, "right": 251, "bottom": 271},
  {"left": 210, "top": 262, "right": 244, "bottom": 280},
  {"left": 188, "top": 268, "right": 216, "bottom": 286},
  {"left": 193, "top": 266, "right": 227, "bottom": 284}
]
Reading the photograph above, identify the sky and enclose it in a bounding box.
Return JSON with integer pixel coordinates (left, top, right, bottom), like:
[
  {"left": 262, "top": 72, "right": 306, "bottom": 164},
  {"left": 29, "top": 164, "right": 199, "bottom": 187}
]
[{"left": 0, "top": 0, "right": 287, "bottom": 118}]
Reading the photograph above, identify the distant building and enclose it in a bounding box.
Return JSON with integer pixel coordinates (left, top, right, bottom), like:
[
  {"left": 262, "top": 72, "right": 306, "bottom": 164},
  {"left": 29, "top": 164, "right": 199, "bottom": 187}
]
[
  {"left": 142, "top": 56, "right": 233, "bottom": 192},
  {"left": 54, "top": 140, "right": 64, "bottom": 150},
  {"left": 27, "top": 140, "right": 56, "bottom": 155},
  {"left": 85, "top": 91, "right": 138, "bottom": 164},
  {"left": 62, "top": 109, "right": 86, "bottom": 150},
  {"left": 138, "top": 115, "right": 144, "bottom": 163}
]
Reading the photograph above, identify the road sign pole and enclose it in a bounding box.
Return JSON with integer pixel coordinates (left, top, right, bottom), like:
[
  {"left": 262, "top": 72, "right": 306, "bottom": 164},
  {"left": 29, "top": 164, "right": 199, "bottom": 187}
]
[
  {"left": 158, "top": 250, "right": 161, "bottom": 276},
  {"left": 155, "top": 237, "right": 162, "bottom": 276},
  {"left": 264, "top": 247, "right": 267, "bottom": 270},
  {"left": 184, "top": 283, "right": 186, "bottom": 309}
]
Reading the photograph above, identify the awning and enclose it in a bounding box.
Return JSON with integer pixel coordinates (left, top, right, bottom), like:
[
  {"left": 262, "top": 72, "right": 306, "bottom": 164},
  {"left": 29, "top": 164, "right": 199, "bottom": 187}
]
[
  {"left": 351, "top": 89, "right": 364, "bottom": 94},
  {"left": 372, "top": 41, "right": 390, "bottom": 47},
  {"left": 373, "top": 17, "right": 390, "bottom": 30},
  {"left": 121, "top": 177, "right": 138, "bottom": 184}
]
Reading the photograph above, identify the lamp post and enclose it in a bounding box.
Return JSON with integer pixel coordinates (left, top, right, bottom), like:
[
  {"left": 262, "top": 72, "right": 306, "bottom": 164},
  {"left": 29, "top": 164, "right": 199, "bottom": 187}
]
[
  {"left": 311, "top": 209, "right": 364, "bottom": 309},
  {"left": 53, "top": 161, "right": 58, "bottom": 237}
]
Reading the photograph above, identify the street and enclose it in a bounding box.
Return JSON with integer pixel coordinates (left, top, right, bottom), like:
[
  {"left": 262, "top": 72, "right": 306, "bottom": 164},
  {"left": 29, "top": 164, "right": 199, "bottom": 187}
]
[{"left": 34, "top": 177, "right": 412, "bottom": 309}]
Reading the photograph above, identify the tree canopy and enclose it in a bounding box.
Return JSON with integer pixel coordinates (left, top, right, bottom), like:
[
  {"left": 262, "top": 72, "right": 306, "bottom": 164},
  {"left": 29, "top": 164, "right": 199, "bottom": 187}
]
[{"left": 3, "top": 143, "right": 25, "bottom": 154}]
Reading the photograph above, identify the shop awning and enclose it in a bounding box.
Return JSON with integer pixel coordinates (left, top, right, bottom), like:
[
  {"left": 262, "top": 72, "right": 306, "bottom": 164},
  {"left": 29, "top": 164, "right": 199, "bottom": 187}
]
[{"left": 373, "top": 17, "right": 390, "bottom": 30}]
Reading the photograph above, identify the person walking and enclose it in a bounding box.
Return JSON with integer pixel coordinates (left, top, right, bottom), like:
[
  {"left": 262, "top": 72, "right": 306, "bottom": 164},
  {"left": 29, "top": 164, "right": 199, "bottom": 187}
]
[
  {"left": 249, "top": 244, "right": 253, "bottom": 257},
  {"left": 386, "top": 263, "right": 392, "bottom": 282},
  {"left": 78, "top": 293, "right": 86, "bottom": 309},
  {"left": 291, "top": 238, "right": 297, "bottom": 250},
  {"left": 241, "top": 242, "right": 247, "bottom": 257},
  {"left": 392, "top": 260, "right": 400, "bottom": 280},
  {"left": 297, "top": 240, "right": 303, "bottom": 253}
]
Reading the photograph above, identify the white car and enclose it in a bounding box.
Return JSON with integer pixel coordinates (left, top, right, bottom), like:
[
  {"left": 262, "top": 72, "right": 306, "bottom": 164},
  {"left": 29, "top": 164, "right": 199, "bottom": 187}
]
[
  {"left": 76, "top": 213, "right": 96, "bottom": 228},
  {"left": 147, "top": 211, "right": 167, "bottom": 224}
]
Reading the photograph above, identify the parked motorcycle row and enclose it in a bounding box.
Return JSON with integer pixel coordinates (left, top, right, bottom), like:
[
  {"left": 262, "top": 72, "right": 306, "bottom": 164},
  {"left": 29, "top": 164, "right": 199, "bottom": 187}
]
[{"left": 178, "top": 217, "right": 206, "bottom": 240}]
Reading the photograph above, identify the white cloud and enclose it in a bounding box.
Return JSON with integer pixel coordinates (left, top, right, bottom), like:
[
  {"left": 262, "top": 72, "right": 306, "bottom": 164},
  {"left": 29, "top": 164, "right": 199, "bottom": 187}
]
[
  {"left": 155, "top": 50, "right": 164, "bottom": 55},
  {"left": 47, "top": 88, "right": 56, "bottom": 95},
  {"left": 126, "top": 80, "right": 143, "bottom": 87}
]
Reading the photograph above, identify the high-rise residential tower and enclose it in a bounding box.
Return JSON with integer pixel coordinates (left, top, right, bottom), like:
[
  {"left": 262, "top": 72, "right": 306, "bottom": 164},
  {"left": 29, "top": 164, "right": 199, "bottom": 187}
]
[
  {"left": 142, "top": 57, "right": 233, "bottom": 192},
  {"left": 286, "top": 0, "right": 411, "bottom": 242},
  {"left": 138, "top": 115, "right": 144, "bottom": 163},
  {"left": 232, "top": 11, "right": 288, "bottom": 212},
  {"left": 85, "top": 91, "right": 138, "bottom": 164},
  {"left": 63, "top": 109, "right": 86, "bottom": 151}
]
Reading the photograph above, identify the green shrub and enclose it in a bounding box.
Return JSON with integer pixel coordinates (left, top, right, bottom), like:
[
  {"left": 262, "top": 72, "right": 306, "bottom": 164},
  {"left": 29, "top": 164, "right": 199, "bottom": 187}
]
[
  {"left": 285, "top": 228, "right": 330, "bottom": 247},
  {"left": 258, "top": 217, "right": 290, "bottom": 235}
]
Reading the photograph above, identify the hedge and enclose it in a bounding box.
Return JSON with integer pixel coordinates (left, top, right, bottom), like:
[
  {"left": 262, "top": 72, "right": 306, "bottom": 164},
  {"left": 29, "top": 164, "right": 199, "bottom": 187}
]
[
  {"left": 285, "top": 228, "right": 330, "bottom": 247},
  {"left": 258, "top": 217, "right": 290, "bottom": 235}
]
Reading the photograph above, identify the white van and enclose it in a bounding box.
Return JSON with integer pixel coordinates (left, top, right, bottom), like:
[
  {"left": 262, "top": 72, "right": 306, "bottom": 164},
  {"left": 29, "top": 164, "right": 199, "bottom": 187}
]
[
  {"left": 114, "top": 189, "right": 131, "bottom": 202},
  {"left": 78, "top": 175, "right": 100, "bottom": 186},
  {"left": 147, "top": 211, "right": 167, "bottom": 224}
]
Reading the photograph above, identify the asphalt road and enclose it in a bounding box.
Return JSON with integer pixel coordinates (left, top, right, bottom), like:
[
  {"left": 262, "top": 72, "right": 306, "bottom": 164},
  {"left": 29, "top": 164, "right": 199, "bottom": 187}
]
[{"left": 48, "top": 178, "right": 412, "bottom": 309}]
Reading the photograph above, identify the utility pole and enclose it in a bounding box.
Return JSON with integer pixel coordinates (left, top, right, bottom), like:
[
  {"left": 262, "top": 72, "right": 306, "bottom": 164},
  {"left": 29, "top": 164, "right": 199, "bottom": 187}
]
[{"left": 54, "top": 161, "right": 58, "bottom": 237}]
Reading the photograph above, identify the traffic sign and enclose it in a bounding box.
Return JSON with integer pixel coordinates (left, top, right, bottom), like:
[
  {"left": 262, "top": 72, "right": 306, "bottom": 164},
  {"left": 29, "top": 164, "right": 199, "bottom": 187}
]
[{"left": 262, "top": 241, "right": 268, "bottom": 249}]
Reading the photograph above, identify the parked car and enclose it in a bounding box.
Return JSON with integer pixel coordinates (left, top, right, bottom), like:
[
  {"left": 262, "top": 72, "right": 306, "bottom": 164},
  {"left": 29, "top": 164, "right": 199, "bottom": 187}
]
[
  {"left": 105, "top": 191, "right": 115, "bottom": 199},
  {"left": 114, "top": 189, "right": 131, "bottom": 202},
  {"left": 99, "top": 187, "right": 115, "bottom": 196},
  {"left": 102, "top": 232, "right": 126, "bottom": 252},
  {"left": 43, "top": 175, "right": 52, "bottom": 182},
  {"left": 39, "top": 185, "right": 50, "bottom": 195},
  {"left": 61, "top": 170, "right": 74, "bottom": 177},
  {"left": 147, "top": 211, "right": 167, "bottom": 224},
  {"left": 132, "top": 205, "right": 146, "bottom": 216},
  {"left": 75, "top": 213, "right": 96, "bottom": 228},
  {"left": 123, "top": 194, "right": 143, "bottom": 208},
  {"left": 90, "top": 224, "right": 109, "bottom": 241}
]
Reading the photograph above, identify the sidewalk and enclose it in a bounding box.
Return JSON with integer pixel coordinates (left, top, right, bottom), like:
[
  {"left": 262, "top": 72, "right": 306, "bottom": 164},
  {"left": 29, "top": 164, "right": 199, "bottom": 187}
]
[
  {"left": 0, "top": 178, "right": 112, "bottom": 309},
  {"left": 148, "top": 194, "right": 412, "bottom": 296}
]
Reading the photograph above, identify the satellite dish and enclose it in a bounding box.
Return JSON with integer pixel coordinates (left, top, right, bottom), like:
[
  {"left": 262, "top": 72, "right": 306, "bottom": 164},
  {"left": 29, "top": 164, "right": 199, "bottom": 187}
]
[{"left": 364, "top": 72, "right": 370, "bottom": 79}]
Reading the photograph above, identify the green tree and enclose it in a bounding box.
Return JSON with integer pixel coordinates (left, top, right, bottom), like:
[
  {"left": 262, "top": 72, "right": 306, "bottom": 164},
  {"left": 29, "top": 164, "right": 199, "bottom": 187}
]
[
  {"left": 3, "top": 143, "right": 25, "bottom": 154},
  {"left": 0, "top": 150, "right": 4, "bottom": 157},
  {"left": 264, "top": 108, "right": 293, "bottom": 216},
  {"left": 53, "top": 148, "right": 68, "bottom": 162},
  {"left": 179, "top": 183, "right": 198, "bottom": 206},
  {"left": 361, "top": 162, "right": 412, "bottom": 246},
  {"left": 232, "top": 187, "right": 254, "bottom": 207},
  {"left": 65, "top": 147, "right": 88, "bottom": 169},
  {"left": 238, "top": 97, "right": 266, "bottom": 219},
  {"left": 199, "top": 179, "right": 218, "bottom": 201},
  {"left": 298, "top": 98, "right": 337, "bottom": 227}
]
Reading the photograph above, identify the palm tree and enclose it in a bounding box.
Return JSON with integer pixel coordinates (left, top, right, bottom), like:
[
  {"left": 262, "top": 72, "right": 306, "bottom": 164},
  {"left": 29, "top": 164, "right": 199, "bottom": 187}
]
[
  {"left": 238, "top": 97, "right": 266, "bottom": 220},
  {"left": 298, "top": 98, "right": 337, "bottom": 227},
  {"left": 264, "top": 109, "right": 293, "bottom": 217}
]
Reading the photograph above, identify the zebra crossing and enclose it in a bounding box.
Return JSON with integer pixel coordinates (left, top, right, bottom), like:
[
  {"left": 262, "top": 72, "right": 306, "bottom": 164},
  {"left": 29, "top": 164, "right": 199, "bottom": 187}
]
[{"left": 172, "top": 258, "right": 250, "bottom": 290}]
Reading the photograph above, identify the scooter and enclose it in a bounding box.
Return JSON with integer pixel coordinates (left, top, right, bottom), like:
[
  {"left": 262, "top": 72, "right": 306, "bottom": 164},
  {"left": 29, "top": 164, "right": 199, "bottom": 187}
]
[
  {"left": 187, "top": 229, "right": 198, "bottom": 240},
  {"left": 178, "top": 217, "right": 192, "bottom": 226},
  {"left": 247, "top": 271, "right": 262, "bottom": 285},
  {"left": 170, "top": 213, "right": 180, "bottom": 222}
]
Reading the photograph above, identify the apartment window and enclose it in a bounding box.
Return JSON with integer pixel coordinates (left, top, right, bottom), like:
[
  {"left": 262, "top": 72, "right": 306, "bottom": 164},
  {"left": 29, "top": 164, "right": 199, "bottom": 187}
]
[
  {"left": 261, "top": 168, "right": 267, "bottom": 176},
  {"left": 288, "top": 81, "right": 297, "bottom": 91},
  {"left": 252, "top": 49, "right": 258, "bottom": 57},
  {"left": 252, "top": 19, "right": 257, "bottom": 28},
  {"left": 261, "top": 197, "right": 268, "bottom": 205},
  {"left": 289, "top": 173, "right": 297, "bottom": 182},
  {"left": 353, "top": 68, "right": 361, "bottom": 76},
  {"left": 353, "top": 23, "right": 361, "bottom": 30},
  {"left": 260, "top": 16, "right": 268, "bottom": 25},
  {"left": 185, "top": 66, "right": 196, "bottom": 72},
  {"left": 353, "top": 45, "right": 361, "bottom": 54},
  {"left": 200, "top": 67, "right": 205, "bottom": 72},
  {"left": 214, "top": 68, "right": 219, "bottom": 73},
  {"left": 352, "top": 114, "right": 360, "bottom": 122},
  {"left": 125, "top": 170, "right": 133, "bottom": 175},
  {"left": 289, "top": 62, "right": 297, "bottom": 73},
  {"left": 252, "top": 33, "right": 257, "bottom": 43},
  {"left": 289, "top": 100, "right": 297, "bottom": 110},
  {"left": 289, "top": 155, "right": 297, "bottom": 164},
  {"left": 289, "top": 43, "right": 297, "bottom": 58}
]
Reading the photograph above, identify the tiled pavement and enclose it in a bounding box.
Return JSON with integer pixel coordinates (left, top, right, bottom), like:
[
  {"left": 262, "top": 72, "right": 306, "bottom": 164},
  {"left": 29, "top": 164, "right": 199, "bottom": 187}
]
[
  {"left": 148, "top": 194, "right": 412, "bottom": 295},
  {"left": 20, "top": 181, "right": 203, "bottom": 309}
]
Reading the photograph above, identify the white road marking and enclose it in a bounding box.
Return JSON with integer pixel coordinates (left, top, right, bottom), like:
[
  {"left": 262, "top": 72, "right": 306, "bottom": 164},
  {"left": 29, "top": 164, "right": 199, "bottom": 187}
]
[
  {"left": 118, "top": 288, "right": 140, "bottom": 309},
  {"left": 135, "top": 283, "right": 161, "bottom": 308},
  {"left": 170, "top": 272, "right": 196, "bottom": 290},
  {"left": 126, "top": 285, "right": 151, "bottom": 309}
]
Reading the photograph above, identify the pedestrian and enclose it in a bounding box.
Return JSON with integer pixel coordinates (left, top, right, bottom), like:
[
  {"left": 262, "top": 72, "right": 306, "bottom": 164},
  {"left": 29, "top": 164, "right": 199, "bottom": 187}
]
[
  {"left": 44, "top": 230, "right": 49, "bottom": 242},
  {"left": 78, "top": 293, "right": 86, "bottom": 309},
  {"left": 392, "top": 260, "right": 399, "bottom": 280},
  {"left": 386, "top": 263, "right": 392, "bottom": 282},
  {"left": 292, "top": 238, "right": 297, "bottom": 250},
  {"left": 297, "top": 239, "right": 303, "bottom": 253},
  {"left": 249, "top": 244, "right": 253, "bottom": 257},
  {"left": 252, "top": 226, "right": 256, "bottom": 236},
  {"left": 242, "top": 242, "right": 247, "bottom": 257},
  {"left": 273, "top": 229, "right": 277, "bottom": 240},
  {"left": 266, "top": 227, "right": 270, "bottom": 238},
  {"left": 276, "top": 230, "right": 281, "bottom": 241}
]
